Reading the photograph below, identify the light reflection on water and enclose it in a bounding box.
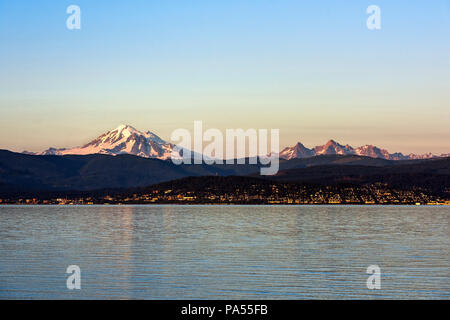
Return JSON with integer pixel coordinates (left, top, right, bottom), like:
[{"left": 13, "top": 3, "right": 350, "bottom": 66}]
[{"left": 0, "top": 205, "right": 448, "bottom": 299}]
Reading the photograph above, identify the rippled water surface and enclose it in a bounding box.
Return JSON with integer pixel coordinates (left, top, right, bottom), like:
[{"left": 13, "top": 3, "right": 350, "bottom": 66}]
[{"left": 0, "top": 205, "right": 448, "bottom": 299}]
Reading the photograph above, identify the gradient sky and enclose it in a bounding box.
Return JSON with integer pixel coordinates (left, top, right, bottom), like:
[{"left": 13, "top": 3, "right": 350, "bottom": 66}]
[{"left": 1, "top": 0, "right": 449, "bottom": 154}]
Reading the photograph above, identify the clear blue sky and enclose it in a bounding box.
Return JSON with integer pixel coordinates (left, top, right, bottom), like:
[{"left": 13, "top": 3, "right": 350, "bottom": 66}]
[{"left": 0, "top": 0, "right": 449, "bottom": 154}]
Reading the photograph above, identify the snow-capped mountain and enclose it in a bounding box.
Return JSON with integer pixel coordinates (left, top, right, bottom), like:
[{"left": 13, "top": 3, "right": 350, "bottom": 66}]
[
  {"left": 278, "top": 142, "right": 315, "bottom": 159},
  {"left": 40, "top": 125, "right": 175, "bottom": 159},
  {"left": 313, "top": 139, "right": 355, "bottom": 156},
  {"left": 280, "top": 140, "right": 445, "bottom": 160}
]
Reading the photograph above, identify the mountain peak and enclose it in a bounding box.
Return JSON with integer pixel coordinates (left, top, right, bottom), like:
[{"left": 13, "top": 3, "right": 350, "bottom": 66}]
[
  {"left": 40, "top": 124, "right": 174, "bottom": 159},
  {"left": 112, "top": 124, "right": 141, "bottom": 138},
  {"left": 114, "top": 124, "right": 137, "bottom": 131},
  {"left": 324, "top": 139, "right": 347, "bottom": 148},
  {"left": 279, "top": 141, "right": 315, "bottom": 159},
  {"left": 281, "top": 140, "right": 440, "bottom": 161}
]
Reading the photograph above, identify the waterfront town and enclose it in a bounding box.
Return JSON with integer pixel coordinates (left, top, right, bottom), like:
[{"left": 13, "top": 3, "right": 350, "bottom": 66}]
[{"left": 1, "top": 181, "right": 449, "bottom": 205}]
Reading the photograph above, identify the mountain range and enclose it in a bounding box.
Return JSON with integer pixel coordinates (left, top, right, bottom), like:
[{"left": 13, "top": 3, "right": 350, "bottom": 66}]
[
  {"left": 279, "top": 140, "right": 448, "bottom": 160},
  {"left": 25, "top": 124, "right": 448, "bottom": 161}
]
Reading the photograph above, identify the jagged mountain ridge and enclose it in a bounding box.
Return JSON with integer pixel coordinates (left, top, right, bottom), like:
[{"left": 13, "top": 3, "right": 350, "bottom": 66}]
[{"left": 280, "top": 139, "right": 444, "bottom": 160}]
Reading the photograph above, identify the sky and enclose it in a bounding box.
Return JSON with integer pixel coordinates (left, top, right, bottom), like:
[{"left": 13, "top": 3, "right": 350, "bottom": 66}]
[{"left": 0, "top": 0, "right": 449, "bottom": 154}]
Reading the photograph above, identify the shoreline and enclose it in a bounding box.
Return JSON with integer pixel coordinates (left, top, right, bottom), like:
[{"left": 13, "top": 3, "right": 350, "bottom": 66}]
[{"left": 1, "top": 202, "right": 449, "bottom": 206}]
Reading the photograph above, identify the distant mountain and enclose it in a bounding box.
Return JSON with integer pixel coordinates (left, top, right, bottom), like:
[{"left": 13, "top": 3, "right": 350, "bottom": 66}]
[
  {"left": 280, "top": 139, "right": 446, "bottom": 160},
  {"left": 39, "top": 124, "right": 175, "bottom": 159},
  {"left": 278, "top": 142, "right": 315, "bottom": 159},
  {"left": 28, "top": 125, "right": 446, "bottom": 162}
]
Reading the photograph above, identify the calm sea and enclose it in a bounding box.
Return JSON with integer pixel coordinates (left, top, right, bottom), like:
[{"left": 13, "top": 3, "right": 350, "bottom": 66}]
[{"left": 0, "top": 205, "right": 448, "bottom": 299}]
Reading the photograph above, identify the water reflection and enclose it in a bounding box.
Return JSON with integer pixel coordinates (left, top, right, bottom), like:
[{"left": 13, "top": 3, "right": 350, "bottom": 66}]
[{"left": 0, "top": 205, "right": 448, "bottom": 299}]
